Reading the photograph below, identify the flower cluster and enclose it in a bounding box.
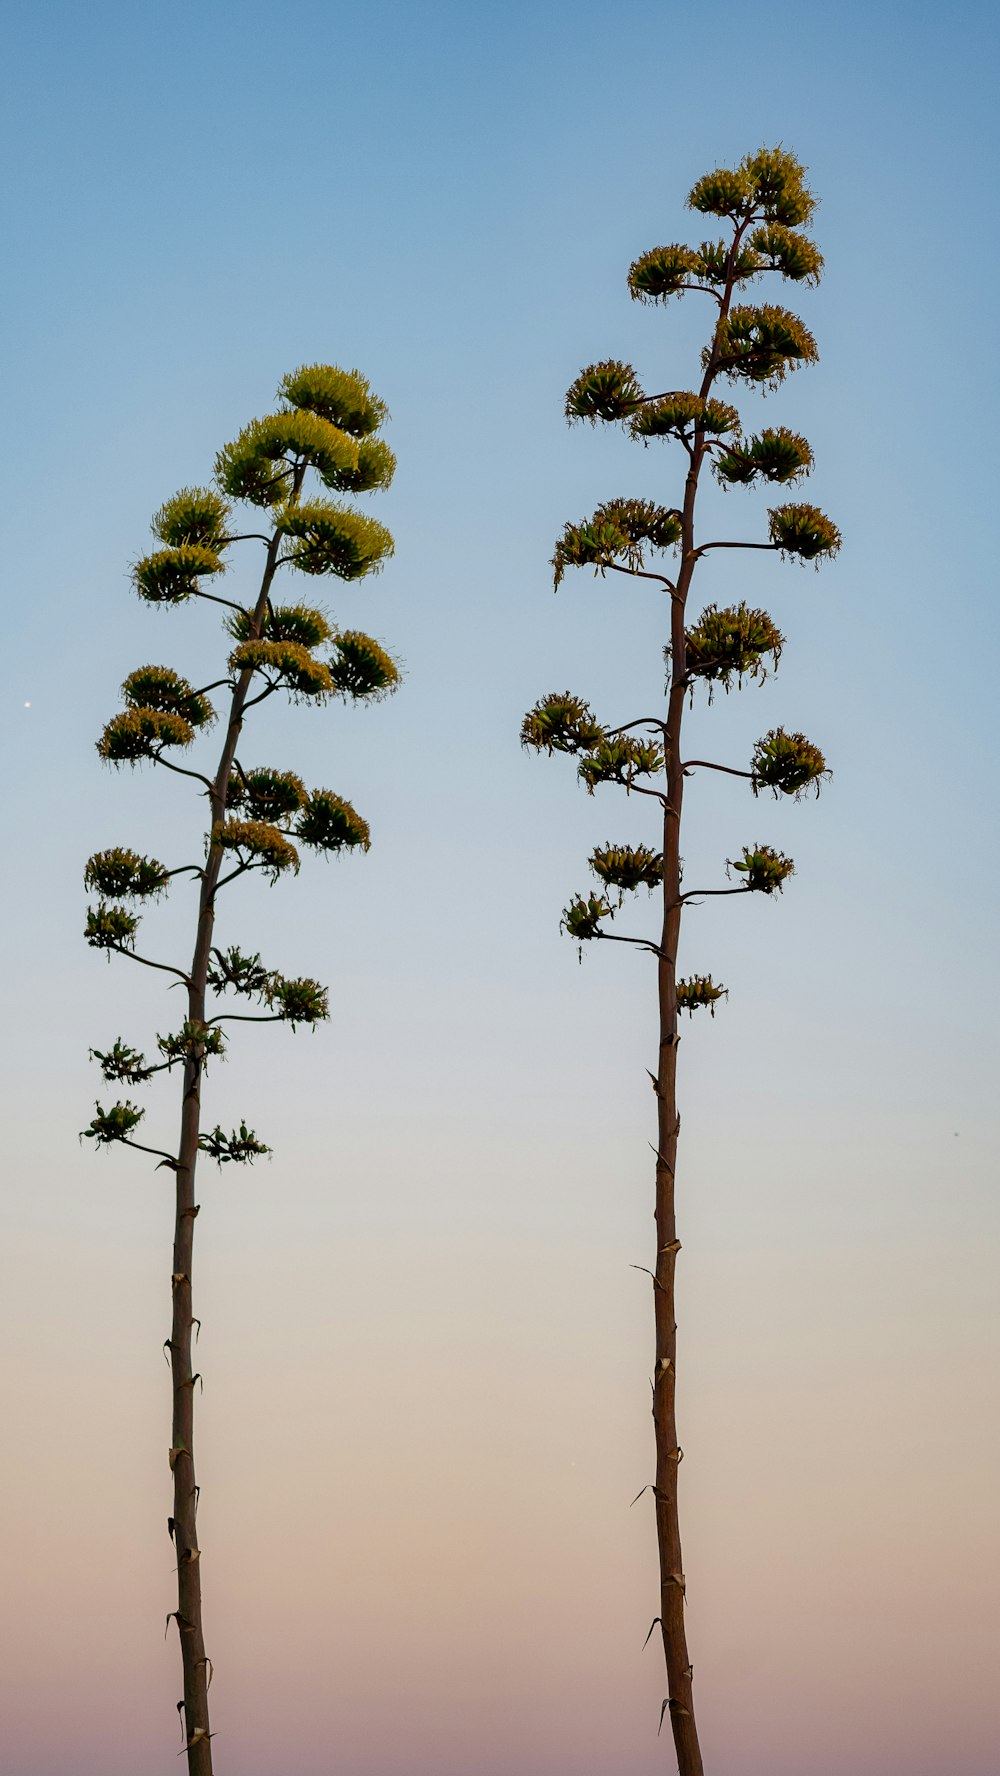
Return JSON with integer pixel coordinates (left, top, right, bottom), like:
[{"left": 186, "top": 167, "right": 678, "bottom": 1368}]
[
  {"left": 676, "top": 976, "right": 728, "bottom": 1015},
  {"left": 728, "top": 844, "right": 795, "bottom": 894},
  {"left": 682, "top": 603, "right": 784, "bottom": 691}
]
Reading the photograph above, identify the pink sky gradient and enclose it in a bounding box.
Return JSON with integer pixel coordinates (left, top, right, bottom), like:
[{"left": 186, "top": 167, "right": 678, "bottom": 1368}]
[{"left": 2, "top": 2, "right": 998, "bottom": 1771}]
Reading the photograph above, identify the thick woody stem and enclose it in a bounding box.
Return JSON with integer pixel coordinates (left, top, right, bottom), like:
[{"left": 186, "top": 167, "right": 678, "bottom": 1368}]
[
  {"left": 652, "top": 220, "right": 747, "bottom": 1776},
  {"left": 168, "top": 465, "right": 304, "bottom": 1775}
]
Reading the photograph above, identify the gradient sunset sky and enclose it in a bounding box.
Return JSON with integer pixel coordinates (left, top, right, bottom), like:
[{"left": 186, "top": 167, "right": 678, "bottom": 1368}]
[{"left": 1, "top": 2, "right": 998, "bottom": 1773}]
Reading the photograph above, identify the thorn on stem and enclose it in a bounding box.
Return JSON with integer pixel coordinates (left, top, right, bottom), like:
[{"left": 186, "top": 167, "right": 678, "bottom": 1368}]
[
  {"left": 180, "top": 1727, "right": 214, "bottom": 1754},
  {"left": 642, "top": 1617, "right": 661, "bottom": 1649},
  {"left": 630, "top": 1263, "right": 667, "bottom": 1293}
]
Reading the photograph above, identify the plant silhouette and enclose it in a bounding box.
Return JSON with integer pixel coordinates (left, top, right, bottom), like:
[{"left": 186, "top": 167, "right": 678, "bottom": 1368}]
[
  {"left": 522, "top": 148, "right": 837, "bottom": 1776},
  {"left": 83, "top": 364, "right": 398, "bottom": 1774}
]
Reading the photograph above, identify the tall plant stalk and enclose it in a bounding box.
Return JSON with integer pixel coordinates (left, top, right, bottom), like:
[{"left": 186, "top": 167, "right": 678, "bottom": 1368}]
[
  {"left": 522, "top": 148, "right": 839, "bottom": 1775},
  {"left": 83, "top": 365, "right": 400, "bottom": 1773}
]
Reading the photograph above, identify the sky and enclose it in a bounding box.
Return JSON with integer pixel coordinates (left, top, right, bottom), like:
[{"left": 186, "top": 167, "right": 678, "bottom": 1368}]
[{"left": 1, "top": 2, "right": 998, "bottom": 1772}]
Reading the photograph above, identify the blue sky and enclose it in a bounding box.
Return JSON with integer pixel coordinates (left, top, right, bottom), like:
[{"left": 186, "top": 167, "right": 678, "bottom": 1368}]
[{"left": 1, "top": 4, "right": 998, "bottom": 1773}]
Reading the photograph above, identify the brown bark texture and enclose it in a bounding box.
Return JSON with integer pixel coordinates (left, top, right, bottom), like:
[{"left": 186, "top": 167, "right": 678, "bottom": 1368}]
[
  {"left": 652, "top": 236, "right": 747, "bottom": 1776},
  {"left": 167, "top": 528, "right": 284, "bottom": 1776}
]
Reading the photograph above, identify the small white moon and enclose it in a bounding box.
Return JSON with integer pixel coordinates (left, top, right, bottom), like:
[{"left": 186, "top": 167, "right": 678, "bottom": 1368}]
[{"left": 23, "top": 701, "right": 31, "bottom": 708}]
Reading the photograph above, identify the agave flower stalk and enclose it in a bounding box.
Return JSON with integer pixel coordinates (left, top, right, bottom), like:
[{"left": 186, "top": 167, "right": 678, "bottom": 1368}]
[
  {"left": 83, "top": 365, "right": 400, "bottom": 1774},
  {"left": 522, "top": 149, "right": 838, "bottom": 1776}
]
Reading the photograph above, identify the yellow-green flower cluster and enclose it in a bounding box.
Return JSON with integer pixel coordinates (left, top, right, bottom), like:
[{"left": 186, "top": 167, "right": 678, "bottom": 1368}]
[
  {"left": 682, "top": 603, "right": 784, "bottom": 690},
  {"left": 295, "top": 790, "right": 371, "bottom": 854},
  {"left": 212, "top": 819, "right": 300, "bottom": 880},
  {"left": 676, "top": 976, "right": 728, "bottom": 1015}
]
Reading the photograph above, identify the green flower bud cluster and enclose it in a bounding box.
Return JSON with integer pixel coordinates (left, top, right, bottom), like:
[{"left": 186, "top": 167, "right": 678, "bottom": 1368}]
[
  {"left": 199, "top": 1122, "right": 270, "bottom": 1166},
  {"left": 85, "top": 903, "right": 139, "bottom": 950},
  {"left": 215, "top": 412, "right": 359, "bottom": 506},
  {"left": 264, "top": 975, "right": 329, "bottom": 1028},
  {"left": 714, "top": 428, "right": 813, "bottom": 487},
  {"left": 280, "top": 364, "right": 388, "bottom": 438},
  {"left": 682, "top": 603, "right": 785, "bottom": 690},
  {"left": 578, "top": 734, "right": 664, "bottom": 795},
  {"left": 90, "top": 1039, "right": 155, "bottom": 1084},
  {"left": 85, "top": 848, "right": 169, "bottom": 899},
  {"left": 328, "top": 631, "right": 400, "bottom": 701},
  {"left": 676, "top": 976, "right": 728, "bottom": 1015},
  {"left": 227, "top": 603, "right": 333, "bottom": 649},
  {"left": 590, "top": 842, "right": 663, "bottom": 897},
  {"left": 691, "top": 239, "right": 766, "bottom": 285},
  {"left": 295, "top": 789, "right": 371, "bottom": 854},
  {"left": 203, "top": 946, "right": 329, "bottom": 1030},
  {"left": 560, "top": 892, "right": 614, "bottom": 943},
  {"left": 156, "top": 1022, "right": 227, "bottom": 1068},
  {"left": 628, "top": 244, "right": 701, "bottom": 303},
  {"left": 630, "top": 393, "right": 741, "bottom": 442},
  {"left": 767, "top": 503, "right": 842, "bottom": 561},
  {"left": 710, "top": 305, "right": 818, "bottom": 388},
  {"left": 81, "top": 1100, "right": 145, "bottom": 1144},
  {"left": 211, "top": 819, "right": 301, "bottom": 881},
  {"left": 274, "top": 499, "right": 394, "bottom": 580},
  {"left": 152, "top": 487, "right": 231, "bottom": 551},
  {"left": 229, "top": 638, "right": 333, "bottom": 699},
  {"left": 728, "top": 844, "right": 795, "bottom": 894},
  {"left": 688, "top": 147, "right": 816, "bottom": 227},
  {"left": 748, "top": 224, "right": 823, "bottom": 285},
  {"left": 123, "top": 666, "right": 215, "bottom": 727},
  {"left": 205, "top": 946, "right": 273, "bottom": 998},
  {"left": 565, "top": 360, "right": 643, "bottom": 423},
  {"left": 750, "top": 729, "right": 828, "bottom": 798},
  {"left": 97, "top": 668, "right": 214, "bottom": 766},
  {"left": 552, "top": 499, "right": 681, "bottom": 588},
  {"left": 520, "top": 692, "right": 604, "bottom": 756},
  {"left": 98, "top": 707, "right": 195, "bottom": 763},
  {"left": 133, "top": 543, "right": 226, "bottom": 605},
  {"left": 227, "top": 768, "right": 307, "bottom": 822}
]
